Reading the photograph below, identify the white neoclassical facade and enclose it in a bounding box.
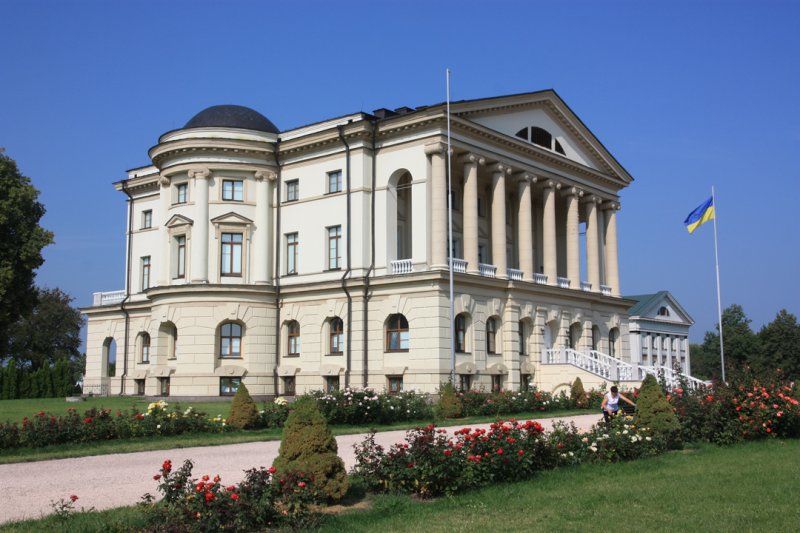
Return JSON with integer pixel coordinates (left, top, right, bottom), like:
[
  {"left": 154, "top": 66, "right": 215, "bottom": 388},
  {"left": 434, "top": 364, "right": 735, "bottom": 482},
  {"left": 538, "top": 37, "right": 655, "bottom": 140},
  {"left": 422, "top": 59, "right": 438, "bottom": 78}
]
[
  {"left": 84, "top": 91, "right": 666, "bottom": 398},
  {"left": 627, "top": 291, "right": 694, "bottom": 375}
]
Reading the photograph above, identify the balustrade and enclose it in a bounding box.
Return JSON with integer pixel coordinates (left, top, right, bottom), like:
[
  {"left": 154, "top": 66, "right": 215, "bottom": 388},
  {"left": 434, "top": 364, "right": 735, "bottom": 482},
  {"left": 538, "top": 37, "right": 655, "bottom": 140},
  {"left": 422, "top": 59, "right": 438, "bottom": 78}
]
[{"left": 479, "top": 263, "right": 497, "bottom": 278}]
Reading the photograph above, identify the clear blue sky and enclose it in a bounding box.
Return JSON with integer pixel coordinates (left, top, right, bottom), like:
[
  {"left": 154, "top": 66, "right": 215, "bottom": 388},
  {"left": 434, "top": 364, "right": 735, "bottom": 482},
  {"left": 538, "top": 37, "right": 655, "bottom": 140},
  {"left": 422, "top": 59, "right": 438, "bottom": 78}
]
[{"left": 1, "top": 0, "right": 798, "bottom": 343}]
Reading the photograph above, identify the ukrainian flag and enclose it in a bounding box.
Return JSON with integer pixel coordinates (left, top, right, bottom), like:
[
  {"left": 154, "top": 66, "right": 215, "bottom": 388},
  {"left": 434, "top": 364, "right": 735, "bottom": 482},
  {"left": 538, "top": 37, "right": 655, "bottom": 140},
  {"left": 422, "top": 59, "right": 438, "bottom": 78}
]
[{"left": 684, "top": 196, "right": 715, "bottom": 234}]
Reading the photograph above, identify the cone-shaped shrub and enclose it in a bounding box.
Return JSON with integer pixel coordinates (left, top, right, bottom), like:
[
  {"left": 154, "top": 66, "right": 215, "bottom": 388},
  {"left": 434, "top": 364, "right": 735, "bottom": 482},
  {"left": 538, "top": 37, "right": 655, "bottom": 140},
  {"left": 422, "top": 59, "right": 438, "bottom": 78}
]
[
  {"left": 436, "top": 381, "right": 464, "bottom": 418},
  {"left": 570, "top": 377, "right": 586, "bottom": 408},
  {"left": 227, "top": 382, "right": 259, "bottom": 430},
  {"left": 273, "top": 396, "right": 348, "bottom": 501},
  {"left": 635, "top": 374, "right": 682, "bottom": 448}
]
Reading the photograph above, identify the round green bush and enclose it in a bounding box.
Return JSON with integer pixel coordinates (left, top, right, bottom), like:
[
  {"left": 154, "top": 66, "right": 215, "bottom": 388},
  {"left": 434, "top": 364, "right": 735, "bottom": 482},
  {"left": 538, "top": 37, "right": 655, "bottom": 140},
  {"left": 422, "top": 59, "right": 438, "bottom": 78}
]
[
  {"left": 227, "top": 382, "right": 259, "bottom": 430},
  {"left": 435, "top": 382, "right": 464, "bottom": 419},
  {"left": 570, "top": 377, "right": 586, "bottom": 408},
  {"left": 635, "top": 374, "right": 682, "bottom": 448}
]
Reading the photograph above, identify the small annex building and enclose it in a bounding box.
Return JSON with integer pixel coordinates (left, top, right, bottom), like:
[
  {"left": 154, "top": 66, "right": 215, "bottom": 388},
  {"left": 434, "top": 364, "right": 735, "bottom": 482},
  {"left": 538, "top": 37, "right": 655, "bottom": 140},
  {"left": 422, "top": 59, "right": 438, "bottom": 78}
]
[{"left": 626, "top": 291, "right": 694, "bottom": 374}]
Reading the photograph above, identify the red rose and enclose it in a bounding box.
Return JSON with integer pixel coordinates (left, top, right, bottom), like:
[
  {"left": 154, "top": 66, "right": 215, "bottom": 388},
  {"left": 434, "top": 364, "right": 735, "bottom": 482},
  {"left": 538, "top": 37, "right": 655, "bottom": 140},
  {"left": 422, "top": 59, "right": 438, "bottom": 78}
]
[
  {"left": 69, "top": 495, "right": 79, "bottom": 502},
  {"left": 497, "top": 448, "right": 504, "bottom": 455},
  {"left": 230, "top": 493, "right": 239, "bottom": 501},
  {"left": 298, "top": 481, "right": 306, "bottom": 488},
  {"left": 268, "top": 466, "right": 277, "bottom": 474},
  {"left": 443, "top": 449, "right": 452, "bottom": 456},
  {"left": 202, "top": 475, "right": 209, "bottom": 481},
  {"left": 162, "top": 460, "right": 172, "bottom": 472},
  {"left": 153, "top": 474, "right": 161, "bottom": 481},
  {"left": 213, "top": 475, "right": 220, "bottom": 483},
  {"left": 205, "top": 492, "right": 214, "bottom": 502},
  {"left": 84, "top": 417, "right": 93, "bottom": 423}
]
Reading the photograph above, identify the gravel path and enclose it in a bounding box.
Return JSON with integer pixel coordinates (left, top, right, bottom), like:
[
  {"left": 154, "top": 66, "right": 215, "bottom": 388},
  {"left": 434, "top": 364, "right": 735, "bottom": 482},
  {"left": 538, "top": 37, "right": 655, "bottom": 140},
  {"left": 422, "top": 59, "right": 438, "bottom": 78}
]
[{"left": 0, "top": 413, "right": 601, "bottom": 525}]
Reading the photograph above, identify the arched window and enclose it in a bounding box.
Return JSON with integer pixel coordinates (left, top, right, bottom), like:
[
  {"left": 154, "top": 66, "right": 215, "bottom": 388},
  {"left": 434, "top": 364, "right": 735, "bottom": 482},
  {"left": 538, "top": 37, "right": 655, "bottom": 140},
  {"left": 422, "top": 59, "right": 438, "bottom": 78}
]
[
  {"left": 455, "top": 313, "right": 468, "bottom": 353},
  {"left": 486, "top": 317, "right": 497, "bottom": 355},
  {"left": 386, "top": 314, "right": 410, "bottom": 352},
  {"left": 287, "top": 321, "right": 300, "bottom": 356},
  {"left": 220, "top": 322, "right": 242, "bottom": 358},
  {"left": 140, "top": 333, "right": 150, "bottom": 363},
  {"left": 330, "top": 317, "right": 344, "bottom": 354},
  {"left": 518, "top": 320, "right": 526, "bottom": 355},
  {"left": 569, "top": 323, "right": 582, "bottom": 350},
  {"left": 103, "top": 338, "right": 117, "bottom": 377},
  {"left": 514, "top": 126, "right": 566, "bottom": 155},
  {"left": 658, "top": 306, "right": 670, "bottom": 317}
]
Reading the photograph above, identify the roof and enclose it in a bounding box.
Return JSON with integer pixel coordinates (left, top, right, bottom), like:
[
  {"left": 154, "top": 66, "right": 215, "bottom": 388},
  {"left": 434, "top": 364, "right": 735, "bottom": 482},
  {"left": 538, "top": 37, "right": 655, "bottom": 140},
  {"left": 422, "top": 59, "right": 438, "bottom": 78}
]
[
  {"left": 184, "top": 105, "right": 279, "bottom": 134},
  {"left": 625, "top": 291, "right": 669, "bottom": 317}
]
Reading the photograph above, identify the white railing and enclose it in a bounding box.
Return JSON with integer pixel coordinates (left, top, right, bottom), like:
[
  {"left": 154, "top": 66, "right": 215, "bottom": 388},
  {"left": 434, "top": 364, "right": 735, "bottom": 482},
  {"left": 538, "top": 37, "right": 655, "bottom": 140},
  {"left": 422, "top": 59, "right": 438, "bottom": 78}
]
[
  {"left": 479, "top": 263, "right": 496, "bottom": 278},
  {"left": 390, "top": 259, "right": 413, "bottom": 274},
  {"left": 600, "top": 284, "right": 612, "bottom": 296},
  {"left": 557, "top": 277, "right": 571, "bottom": 288},
  {"left": 507, "top": 268, "right": 523, "bottom": 281},
  {"left": 581, "top": 281, "right": 592, "bottom": 291},
  {"left": 638, "top": 365, "right": 710, "bottom": 390},
  {"left": 449, "top": 258, "right": 467, "bottom": 273},
  {"left": 533, "top": 273, "right": 548, "bottom": 284},
  {"left": 542, "top": 347, "right": 636, "bottom": 381},
  {"left": 589, "top": 350, "right": 636, "bottom": 381},
  {"left": 92, "top": 290, "right": 126, "bottom": 306}
]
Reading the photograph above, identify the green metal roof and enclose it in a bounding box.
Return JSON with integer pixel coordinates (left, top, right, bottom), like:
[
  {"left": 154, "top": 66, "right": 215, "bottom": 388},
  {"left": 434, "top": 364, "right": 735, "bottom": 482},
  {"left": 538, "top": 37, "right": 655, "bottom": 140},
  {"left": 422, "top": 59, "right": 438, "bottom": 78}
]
[{"left": 624, "top": 291, "right": 669, "bottom": 316}]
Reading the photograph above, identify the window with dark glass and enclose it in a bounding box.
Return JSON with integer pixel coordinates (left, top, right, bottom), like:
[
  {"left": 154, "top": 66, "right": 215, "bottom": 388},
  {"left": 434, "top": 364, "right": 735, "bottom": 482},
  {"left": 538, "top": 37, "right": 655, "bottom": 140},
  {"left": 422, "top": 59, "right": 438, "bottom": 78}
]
[
  {"left": 486, "top": 317, "right": 497, "bottom": 354},
  {"left": 283, "top": 376, "right": 296, "bottom": 396},
  {"left": 141, "top": 256, "right": 151, "bottom": 290},
  {"left": 455, "top": 314, "right": 467, "bottom": 352},
  {"left": 222, "top": 179, "right": 243, "bottom": 201},
  {"left": 159, "top": 377, "right": 170, "bottom": 396},
  {"left": 531, "top": 127, "right": 553, "bottom": 150},
  {"left": 477, "top": 195, "right": 486, "bottom": 217},
  {"left": 491, "top": 374, "right": 503, "bottom": 392},
  {"left": 385, "top": 314, "right": 409, "bottom": 352},
  {"left": 286, "top": 179, "right": 299, "bottom": 202},
  {"left": 220, "top": 322, "right": 242, "bottom": 357},
  {"left": 141, "top": 333, "right": 150, "bottom": 363},
  {"left": 388, "top": 376, "right": 403, "bottom": 395},
  {"left": 135, "top": 379, "right": 145, "bottom": 396},
  {"left": 287, "top": 321, "right": 300, "bottom": 356},
  {"left": 330, "top": 317, "right": 343, "bottom": 354},
  {"left": 142, "top": 210, "right": 152, "bottom": 229},
  {"left": 518, "top": 321, "right": 525, "bottom": 355},
  {"left": 221, "top": 233, "right": 243, "bottom": 276},
  {"left": 176, "top": 183, "right": 188, "bottom": 204},
  {"left": 286, "top": 232, "right": 298, "bottom": 274},
  {"left": 459, "top": 374, "right": 471, "bottom": 392},
  {"left": 521, "top": 374, "right": 532, "bottom": 392},
  {"left": 327, "top": 170, "right": 342, "bottom": 194},
  {"left": 176, "top": 236, "right": 186, "bottom": 278},
  {"left": 220, "top": 377, "right": 241, "bottom": 396},
  {"left": 325, "top": 375, "right": 340, "bottom": 393},
  {"left": 327, "top": 226, "right": 341, "bottom": 270}
]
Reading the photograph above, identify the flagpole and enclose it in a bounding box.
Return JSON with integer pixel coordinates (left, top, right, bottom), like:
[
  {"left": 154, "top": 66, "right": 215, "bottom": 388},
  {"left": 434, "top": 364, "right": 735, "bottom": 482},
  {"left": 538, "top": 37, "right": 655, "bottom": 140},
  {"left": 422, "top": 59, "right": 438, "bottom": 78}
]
[
  {"left": 711, "top": 185, "right": 725, "bottom": 382},
  {"left": 446, "top": 68, "right": 456, "bottom": 385}
]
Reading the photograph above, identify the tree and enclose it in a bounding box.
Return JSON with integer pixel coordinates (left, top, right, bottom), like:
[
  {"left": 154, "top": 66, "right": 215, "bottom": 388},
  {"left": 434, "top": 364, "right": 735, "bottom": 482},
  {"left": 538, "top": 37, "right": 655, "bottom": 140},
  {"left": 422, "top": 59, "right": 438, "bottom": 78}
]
[
  {"left": 6, "top": 287, "right": 84, "bottom": 370},
  {"left": 635, "top": 374, "right": 682, "bottom": 448},
  {"left": 757, "top": 309, "right": 800, "bottom": 380},
  {"left": 0, "top": 150, "right": 54, "bottom": 354},
  {"left": 227, "top": 382, "right": 259, "bottom": 429},
  {"left": 693, "top": 304, "right": 760, "bottom": 379}
]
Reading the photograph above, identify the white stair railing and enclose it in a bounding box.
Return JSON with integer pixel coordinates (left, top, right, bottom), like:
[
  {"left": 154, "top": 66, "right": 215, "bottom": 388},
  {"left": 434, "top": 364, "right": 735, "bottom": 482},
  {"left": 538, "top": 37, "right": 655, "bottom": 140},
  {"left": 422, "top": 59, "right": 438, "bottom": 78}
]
[{"left": 638, "top": 365, "right": 710, "bottom": 390}]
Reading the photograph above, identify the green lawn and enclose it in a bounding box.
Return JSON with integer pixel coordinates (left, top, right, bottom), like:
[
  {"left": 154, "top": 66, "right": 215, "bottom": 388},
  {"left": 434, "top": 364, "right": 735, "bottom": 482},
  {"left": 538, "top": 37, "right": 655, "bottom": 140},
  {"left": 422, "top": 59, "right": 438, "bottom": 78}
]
[{"left": 2, "top": 440, "right": 797, "bottom": 532}]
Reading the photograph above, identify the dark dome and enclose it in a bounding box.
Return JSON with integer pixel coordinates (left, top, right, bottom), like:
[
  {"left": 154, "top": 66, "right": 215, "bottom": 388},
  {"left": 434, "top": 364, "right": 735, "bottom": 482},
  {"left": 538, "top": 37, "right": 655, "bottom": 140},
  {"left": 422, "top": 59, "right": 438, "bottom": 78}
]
[{"left": 184, "top": 105, "right": 279, "bottom": 133}]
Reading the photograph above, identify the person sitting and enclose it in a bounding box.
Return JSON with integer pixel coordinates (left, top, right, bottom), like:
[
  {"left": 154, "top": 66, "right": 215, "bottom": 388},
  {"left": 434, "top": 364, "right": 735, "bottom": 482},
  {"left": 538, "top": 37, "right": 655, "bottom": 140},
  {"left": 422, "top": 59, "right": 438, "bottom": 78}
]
[{"left": 601, "top": 385, "right": 636, "bottom": 424}]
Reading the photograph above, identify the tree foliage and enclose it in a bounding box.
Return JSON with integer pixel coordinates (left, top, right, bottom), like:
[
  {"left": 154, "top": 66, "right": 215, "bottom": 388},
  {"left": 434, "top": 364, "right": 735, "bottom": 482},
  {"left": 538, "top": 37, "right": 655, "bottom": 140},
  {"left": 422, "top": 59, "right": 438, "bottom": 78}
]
[
  {"left": 0, "top": 151, "right": 54, "bottom": 353},
  {"left": 757, "top": 309, "right": 800, "bottom": 380},
  {"left": 227, "top": 382, "right": 259, "bottom": 429},
  {"left": 635, "top": 374, "right": 682, "bottom": 448}
]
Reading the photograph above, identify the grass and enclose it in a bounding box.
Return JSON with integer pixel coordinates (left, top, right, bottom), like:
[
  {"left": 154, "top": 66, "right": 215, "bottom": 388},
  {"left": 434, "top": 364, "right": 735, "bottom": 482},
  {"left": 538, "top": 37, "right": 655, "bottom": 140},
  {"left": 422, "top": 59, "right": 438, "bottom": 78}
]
[{"left": 3, "top": 439, "right": 798, "bottom": 532}]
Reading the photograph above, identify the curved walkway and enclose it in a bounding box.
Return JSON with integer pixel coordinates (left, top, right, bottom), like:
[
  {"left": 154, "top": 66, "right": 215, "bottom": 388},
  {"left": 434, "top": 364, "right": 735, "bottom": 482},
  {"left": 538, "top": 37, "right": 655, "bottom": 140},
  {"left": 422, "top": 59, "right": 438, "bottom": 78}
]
[{"left": 0, "top": 413, "right": 601, "bottom": 525}]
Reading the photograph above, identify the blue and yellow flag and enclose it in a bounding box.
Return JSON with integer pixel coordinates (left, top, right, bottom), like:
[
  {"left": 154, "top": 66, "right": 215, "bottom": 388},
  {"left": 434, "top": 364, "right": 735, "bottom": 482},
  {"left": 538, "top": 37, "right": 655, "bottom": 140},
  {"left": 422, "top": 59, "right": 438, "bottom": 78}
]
[{"left": 684, "top": 196, "right": 714, "bottom": 234}]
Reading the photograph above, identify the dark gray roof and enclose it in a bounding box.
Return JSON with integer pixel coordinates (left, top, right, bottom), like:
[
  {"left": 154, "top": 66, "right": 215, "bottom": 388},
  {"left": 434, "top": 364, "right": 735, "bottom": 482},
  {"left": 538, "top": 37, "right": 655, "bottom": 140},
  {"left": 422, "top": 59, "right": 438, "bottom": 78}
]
[
  {"left": 184, "top": 105, "right": 279, "bottom": 133},
  {"left": 625, "top": 291, "right": 669, "bottom": 316}
]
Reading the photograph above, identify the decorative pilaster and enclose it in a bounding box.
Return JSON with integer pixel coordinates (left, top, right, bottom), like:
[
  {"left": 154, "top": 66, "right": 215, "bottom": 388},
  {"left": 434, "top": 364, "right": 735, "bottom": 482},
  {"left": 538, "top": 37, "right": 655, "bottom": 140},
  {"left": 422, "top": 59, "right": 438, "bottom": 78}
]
[
  {"left": 516, "top": 174, "right": 534, "bottom": 281},
  {"left": 585, "top": 196, "right": 601, "bottom": 292},
  {"left": 188, "top": 168, "right": 211, "bottom": 283},
  {"left": 564, "top": 187, "right": 583, "bottom": 288},
  {"left": 491, "top": 164, "right": 511, "bottom": 279},
  {"left": 425, "top": 143, "right": 448, "bottom": 269},
  {"left": 603, "top": 202, "right": 621, "bottom": 296},
  {"left": 460, "top": 153, "right": 484, "bottom": 274},
  {"left": 254, "top": 170, "right": 277, "bottom": 284},
  {"left": 157, "top": 174, "right": 171, "bottom": 286},
  {"left": 542, "top": 180, "right": 560, "bottom": 285}
]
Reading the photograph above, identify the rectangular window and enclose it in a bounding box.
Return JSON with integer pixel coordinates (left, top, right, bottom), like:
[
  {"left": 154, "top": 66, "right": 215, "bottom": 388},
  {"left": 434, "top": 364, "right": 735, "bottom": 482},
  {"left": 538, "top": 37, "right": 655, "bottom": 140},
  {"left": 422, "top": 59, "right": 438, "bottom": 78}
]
[
  {"left": 286, "top": 179, "right": 299, "bottom": 202},
  {"left": 287, "top": 324, "right": 300, "bottom": 356},
  {"left": 325, "top": 376, "right": 340, "bottom": 393},
  {"left": 448, "top": 189, "right": 460, "bottom": 211},
  {"left": 518, "top": 321, "right": 525, "bottom": 355},
  {"left": 159, "top": 377, "right": 170, "bottom": 397},
  {"left": 327, "top": 226, "right": 341, "bottom": 270},
  {"left": 327, "top": 170, "right": 342, "bottom": 194},
  {"left": 141, "top": 210, "right": 152, "bottom": 229},
  {"left": 478, "top": 244, "right": 487, "bottom": 264},
  {"left": 222, "top": 179, "right": 244, "bottom": 201},
  {"left": 521, "top": 374, "right": 532, "bottom": 392},
  {"left": 141, "top": 256, "right": 151, "bottom": 290},
  {"left": 477, "top": 195, "right": 486, "bottom": 217},
  {"left": 283, "top": 376, "right": 296, "bottom": 396},
  {"left": 491, "top": 374, "right": 503, "bottom": 392},
  {"left": 221, "top": 233, "right": 243, "bottom": 276},
  {"left": 220, "top": 377, "right": 241, "bottom": 396},
  {"left": 286, "top": 232, "right": 299, "bottom": 274},
  {"left": 175, "top": 236, "right": 186, "bottom": 278},
  {"left": 459, "top": 374, "right": 472, "bottom": 392},
  {"left": 175, "top": 183, "right": 188, "bottom": 204},
  {"left": 135, "top": 379, "right": 145, "bottom": 396},
  {"left": 388, "top": 376, "right": 403, "bottom": 395}
]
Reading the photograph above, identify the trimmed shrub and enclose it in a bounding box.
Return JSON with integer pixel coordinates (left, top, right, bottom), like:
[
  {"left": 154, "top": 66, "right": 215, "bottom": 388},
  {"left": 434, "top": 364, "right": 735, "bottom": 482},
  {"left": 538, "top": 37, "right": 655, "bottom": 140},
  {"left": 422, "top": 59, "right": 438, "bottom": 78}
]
[
  {"left": 273, "top": 397, "right": 348, "bottom": 501},
  {"left": 227, "top": 383, "right": 259, "bottom": 430},
  {"left": 570, "top": 377, "right": 586, "bottom": 408},
  {"left": 636, "top": 374, "right": 682, "bottom": 448},
  {"left": 435, "top": 382, "right": 463, "bottom": 419}
]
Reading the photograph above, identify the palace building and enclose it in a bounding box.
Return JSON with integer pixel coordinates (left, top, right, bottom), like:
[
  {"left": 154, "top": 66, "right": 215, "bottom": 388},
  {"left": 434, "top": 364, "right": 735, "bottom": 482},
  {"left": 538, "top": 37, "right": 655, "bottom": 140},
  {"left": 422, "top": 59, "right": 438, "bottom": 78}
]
[{"left": 83, "top": 90, "right": 698, "bottom": 398}]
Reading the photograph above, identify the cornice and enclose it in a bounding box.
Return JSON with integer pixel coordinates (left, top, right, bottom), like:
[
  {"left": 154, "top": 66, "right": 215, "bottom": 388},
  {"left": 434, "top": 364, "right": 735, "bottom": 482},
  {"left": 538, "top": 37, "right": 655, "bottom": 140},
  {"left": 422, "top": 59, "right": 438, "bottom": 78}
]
[{"left": 149, "top": 137, "right": 276, "bottom": 169}]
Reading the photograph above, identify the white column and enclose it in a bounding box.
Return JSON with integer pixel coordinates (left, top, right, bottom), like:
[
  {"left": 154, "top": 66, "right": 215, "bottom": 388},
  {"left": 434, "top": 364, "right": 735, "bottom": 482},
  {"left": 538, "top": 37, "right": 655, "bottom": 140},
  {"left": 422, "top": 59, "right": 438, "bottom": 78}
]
[
  {"left": 426, "top": 143, "right": 447, "bottom": 269},
  {"left": 517, "top": 174, "right": 534, "bottom": 281},
  {"left": 666, "top": 336, "right": 673, "bottom": 370},
  {"left": 254, "top": 170, "right": 276, "bottom": 284},
  {"left": 564, "top": 187, "right": 582, "bottom": 288},
  {"left": 157, "top": 175, "right": 171, "bottom": 286},
  {"left": 684, "top": 337, "right": 691, "bottom": 374},
  {"left": 542, "top": 180, "right": 559, "bottom": 285},
  {"left": 491, "top": 164, "right": 511, "bottom": 278},
  {"left": 603, "top": 203, "right": 621, "bottom": 296},
  {"left": 461, "top": 153, "right": 483, "bottom": 275},
  {"left": 188, "top": 168, "right": 210, "bottom": 283},
  {"left": 585, "top": 196, "right": 601, "bottom": 292}
]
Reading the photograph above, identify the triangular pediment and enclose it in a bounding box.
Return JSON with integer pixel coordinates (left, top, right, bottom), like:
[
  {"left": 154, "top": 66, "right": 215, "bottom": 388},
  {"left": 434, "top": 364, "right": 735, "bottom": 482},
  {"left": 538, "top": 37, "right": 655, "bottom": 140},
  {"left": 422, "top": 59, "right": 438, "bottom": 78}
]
[
  {"left": 165, "top": 214, "right": 193, "bottom": 228},
  {"left": 627, "top": 291, "right": 694, "bottom": 326},
  {"left": 451, "top": 90, "right": 633, "bottom": 186},
  {"left": 210, "top": 211, "right": 253, "bottom": 225}
]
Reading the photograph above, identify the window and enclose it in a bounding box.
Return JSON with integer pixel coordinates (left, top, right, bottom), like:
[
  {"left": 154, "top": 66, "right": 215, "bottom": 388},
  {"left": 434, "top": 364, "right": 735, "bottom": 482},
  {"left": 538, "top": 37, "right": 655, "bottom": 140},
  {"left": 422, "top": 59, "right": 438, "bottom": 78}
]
[
  {"left": 385, "top": 314, "right": 410, "bottom": 352},
  {"left": 327, "top": 170, "right": 342, "bottom": 194},
  {"left": 287, "top": 321, "right": 300, "bottom": 356},
  {"left": 521, "top": 374, "right": 532, "bottom": 392},
  {"left": 175, "top": 183, "right": 188, "bottom": 204},
  {"left": 486, "top": 317, "right": 497, "bottom": 354},
  {"left": 175, "top": 236, "right": 186, "bottom": 278},
  {"left": 135, "top": 379, "right": 145, "bottom": 396},
  {"left": 448, "top": 188, "right": 460, "bottom": 211},
  {"left": 221, "top": 233, "right": 243, "bottom": 276},
  {"left": 283, "top": 376, "right": 296, "bottom": 396},
  {"left": 220, "top": 377, "right": 241, "bottom": 396},
  {"left": 491, "top": 375, "right": 503, "bottom": 392},
  {"left": 158, "top": 377, "right": 170, "bottom": 396},
  {"left": 327, "top": 226, "right": 341, "bottom": 270},
  {"left": 141, "top": 333, "right": 150, "bottom": 363},
  {"left": 141, "top": 256, "right": 151, "bottom": 290},
  {"left": 286, "top": 179, "right": 299, "bottom": 202},
  {"left": 477, "top": 195, "right": 486, "bottom": 217},
  {"left": 330, "top": 317, "right": 344, "bottom": 354},
  {"left": 171, "top": 327, "right": 178, "bottom": 359},
  {"left": 388, "top": 376, "right": 403, "bottom": 395},
  {"left": 658, "top": 306, "right": 670, "bottom": 317},
  {"left": 325, "top": 376, "right": 340, "bottom": 393},
  {"left": 220, "top": 322, "right": 242, "bottom": 358},
  {"left": 286, "top": 232, "right": 299, "bottom": 274},
  {"left": 222, "top": 179, "right": 243, "bottom": 201},
  {"left": 141, "top": 210, "right": 152, "bottom": 229},
  {"left": 515, "top": 126, "right": 566, "bottom": 155},
  {"left": 518, "top": 321, "right": 525, "bottom": 355},
  {"left": 478, "top": 244, "right": 487, "bottom": 264},
  {"left": 455, "top": 314, "right": 467, "bottom": 352},
  {"left": 459, "top": 374, "right": 472, "bottom": 392}
]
